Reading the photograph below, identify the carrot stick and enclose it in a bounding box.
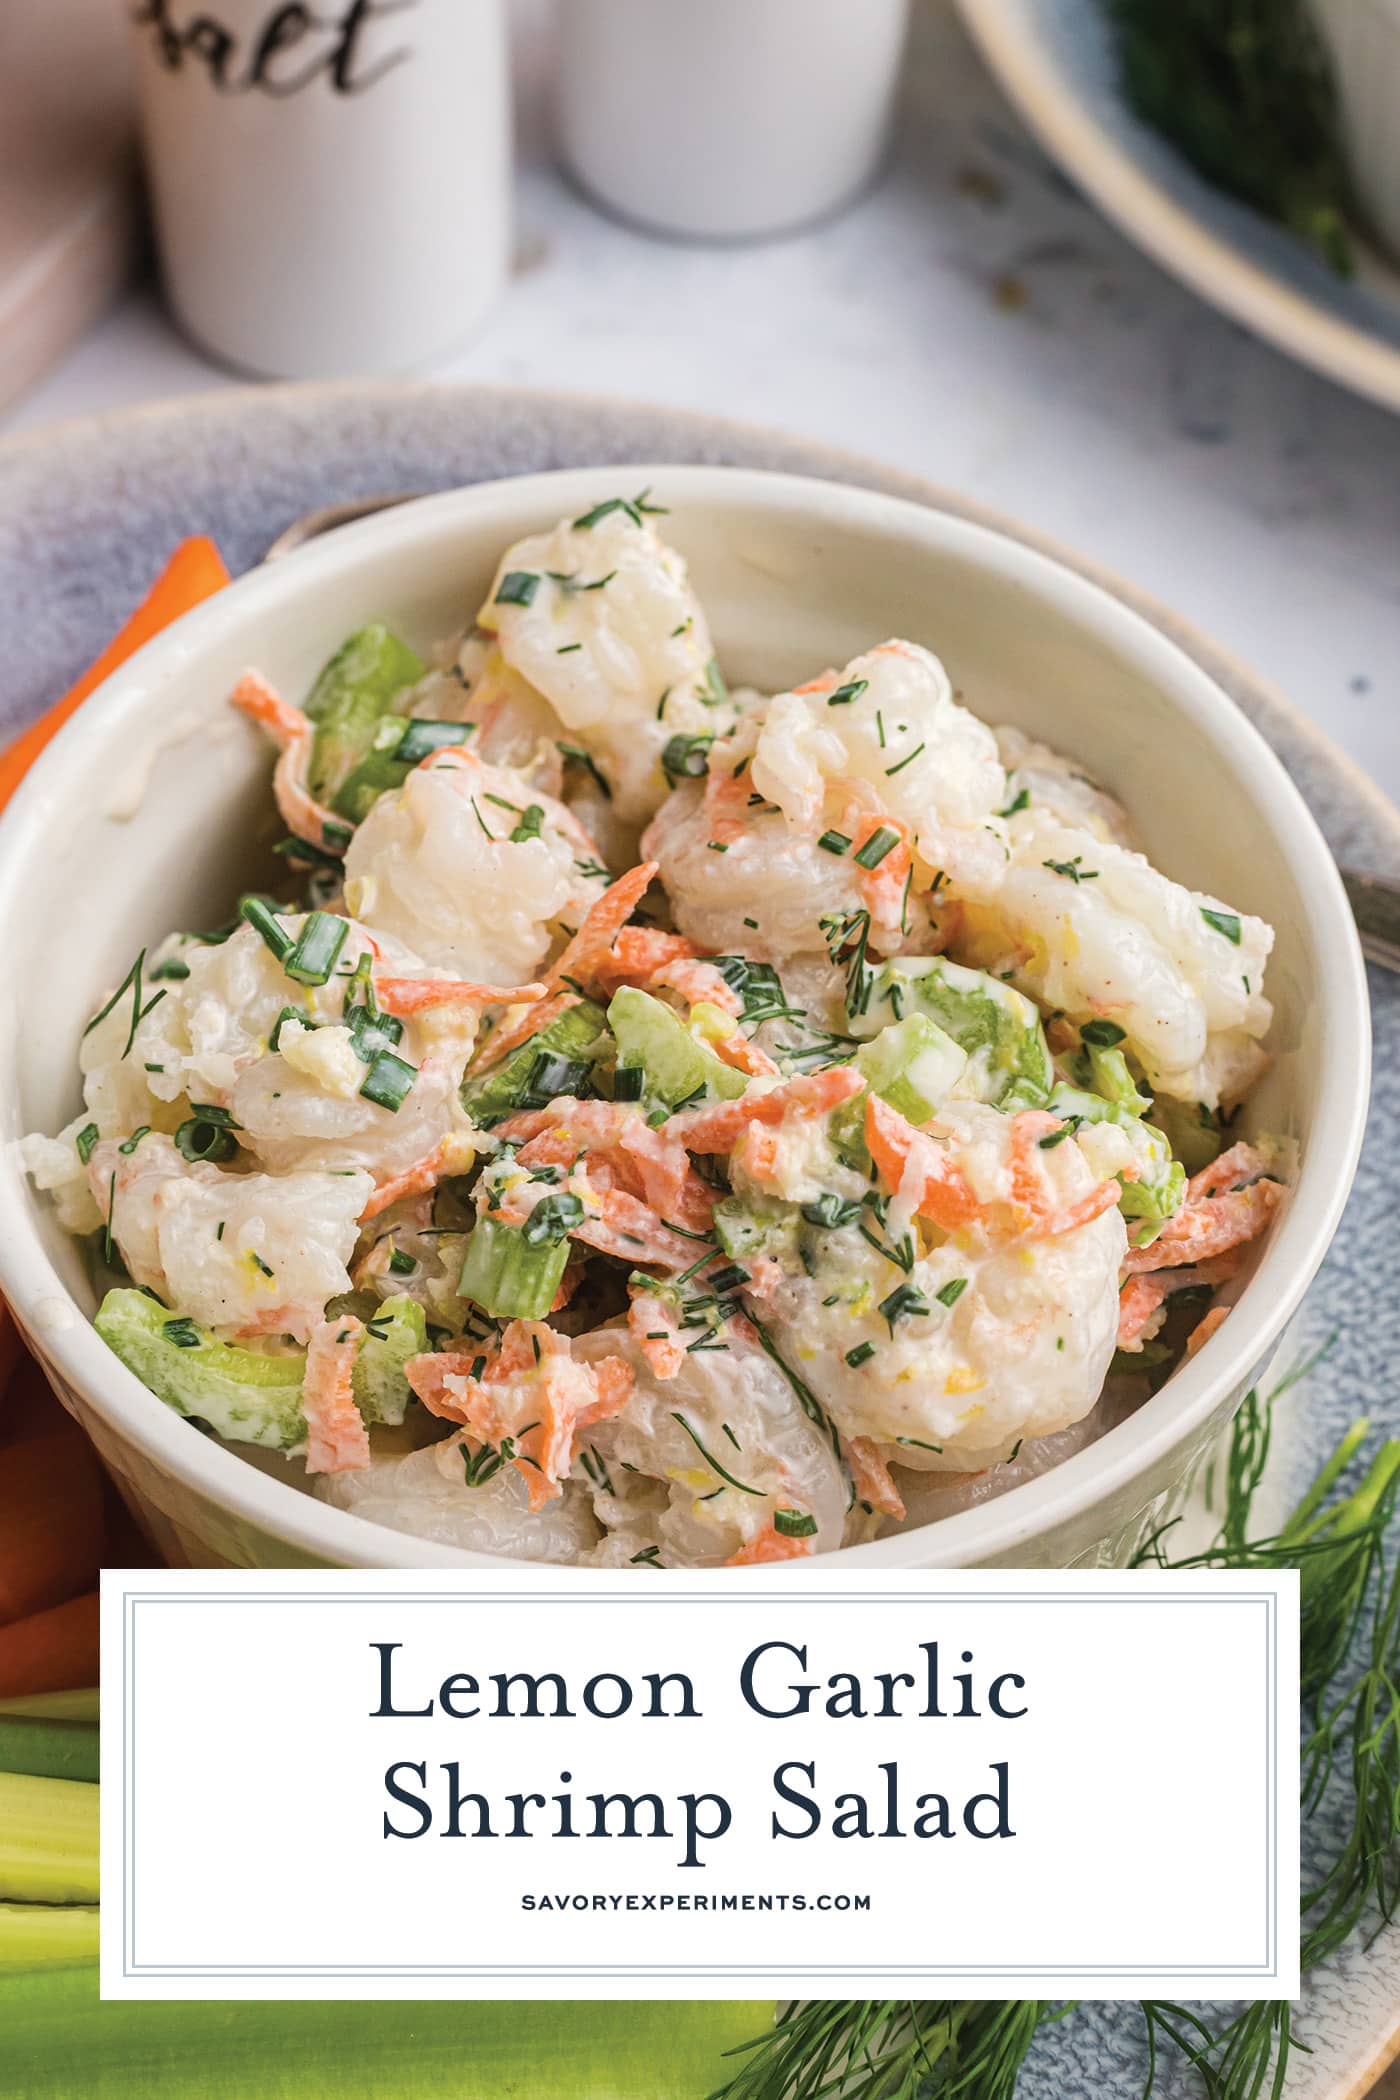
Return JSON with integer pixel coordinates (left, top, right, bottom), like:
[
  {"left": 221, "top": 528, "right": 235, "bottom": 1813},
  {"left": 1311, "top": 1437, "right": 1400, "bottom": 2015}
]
[
  {"left": 0, "top": 1428, "right": 105, "bottom": 1627},
  {"left": 0, "top": 1594, "right": 100, "bottom": 1700},
  {"left": 0, "top": 537, "right": 230, "bottom": 814}
]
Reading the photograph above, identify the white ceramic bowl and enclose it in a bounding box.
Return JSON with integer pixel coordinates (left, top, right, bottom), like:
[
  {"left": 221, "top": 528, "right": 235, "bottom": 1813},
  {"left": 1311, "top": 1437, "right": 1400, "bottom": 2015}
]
[{"left": 0, "top": 467, "right": 1369, "bottom": 1571}]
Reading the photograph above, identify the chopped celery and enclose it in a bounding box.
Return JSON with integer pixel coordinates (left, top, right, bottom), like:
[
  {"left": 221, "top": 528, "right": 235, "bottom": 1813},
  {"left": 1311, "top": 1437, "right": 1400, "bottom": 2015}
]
[
  {"left": 0, "top": 1772, "right": 99, "bottom": 1904},
  {"left": 853, "top": 1013, "right": 966, "bottom": 1124},
  {"left": 851, "top": 957, "right": 1053, "bottom": 1107},
  {"left": 0, "top": 1968, "right": 770, "bottom": 2098},
  {"left": 458, "top": 1215, "right": 570, "bottom": 1320},
  {"left": 607, "top": 987, "right": 746, "bottom": 1117},
  {"left": 0, "top": 1718, "right": 98, "bottom": 1786},
  {"left": 712, "top": 1194, "right": 799, "bottom": 1263},
  {"left": 1150, "top": 1091, "right": 1226, "bottom": 1175},
  {"left": 94, "top": 1289, "right": 306, "bottom": 1452},
  {"left": 0, "top": 1901, "right": 99, "bottom": 1972},
  {"left": 354, "top": 1295, "right": 427, "bottom": 1426},
  {"left": 1077, "top": 1040, "right": 1152, "bottom": 1115},
  {"left": 331, "top": 713, "right": 410, "bottom": 824},
  {"left": 1048, "top": 1083, "right": 1186, "bottom": 1235},
  {"left": 303, "top": 624, "right": 425, "bottom": 804},
  {"left": 461, "top": 1000, "right": 609, "bottom": 1127}
]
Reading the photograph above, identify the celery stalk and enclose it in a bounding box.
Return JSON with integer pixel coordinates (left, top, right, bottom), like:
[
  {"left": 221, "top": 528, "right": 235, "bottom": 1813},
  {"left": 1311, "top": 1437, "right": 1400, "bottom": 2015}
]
[
  {"left": 461, "top": 999, "right": 609, "bottom": 1127},
  {"left": 0, "top": 1902, "right": 99, "bottom": 1973},
  {"left": 0, "top": 1773, "right": 99, "bottom": 1904},
  {"left": 458, "top": 1215, "right": 570, "bottom": 1320},
  {"left": 608, "top": 987, "right": 746, "bottom": 1115},
  {"left": 0, "top": 1691, "right": 99, "bottom": 1725},
  {"left": 0, "top": 1967, "right": 771, "bottom": 2097},
  {"left": 0, "top": 1718, "right": 99, "bottom": 1786}
]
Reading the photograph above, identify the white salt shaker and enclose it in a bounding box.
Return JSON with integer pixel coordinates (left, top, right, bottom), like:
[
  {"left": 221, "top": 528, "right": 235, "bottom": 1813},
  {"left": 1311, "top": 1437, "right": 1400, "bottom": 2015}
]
[
  {"left": 128, "top": 0, "right": 510, "bottom": 379},
  {"left": 557, "top": 0, "right": 910, "bottom": 241}
]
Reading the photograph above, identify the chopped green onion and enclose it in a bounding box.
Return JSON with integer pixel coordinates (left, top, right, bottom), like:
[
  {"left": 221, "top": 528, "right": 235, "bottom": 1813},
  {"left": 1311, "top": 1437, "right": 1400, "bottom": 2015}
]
[
  {"left": 285, "top": 911, "right": 348, "bottom": 987},
  {"left": 510, "top": 804, "right": 546, "bottom": 843},
  {"left": 521, "top": 1192, "right": 585, "bottom": 1247},
  {"left": 853, "top": 825, "right": 900, "bottom": 870},
  {"left": 394, "top": 718, "right": 466, "bottom": 764},
  {"left": 845, "top": 1340, "right": 876, "bottom": 1368},
  {"left": 661, "top": 732, "right": 715, "bottom": 787},
  {"left": 773, "top": 1508, "right": 818, "bottom": 1538},
  {"left": 175, "top": 1106, "right": 241, "bottom": 1165},
  {"left": 346, "top": 1004, "right": 404, "bottom": 1064},
  {"left": 239, "top": 895, "right": 293, "bottom": 962},
  {"left": 74, "top": 1124, "right": 99, "bottom": 1165},
  {"left": 1079, "top": 1018, "right": 1126, "bottom": 1048},
  {"left": 494, "top": 570, "right": 541, "bottom": 606},
  {"left": 878, "top": 1282, "right": 929, "bottom": 1332},
  {"left": 163, "top": 1317, "right": 202, "bottom": 1349},
  {"left": 387, "top": 1246, "right": 416, "bottom": 1276},
  {"left": 936, "top": 1277, "right": 968, "bottom": 1307},
  {"left": 817, "top": 830, "right": 852, "bottom": 856},
  {"left": 1201, "top": 907, "right": 1243, "bottom": 945},
  {"left": 359, "top": 1050, "right": 418, "bottom": 1112}
]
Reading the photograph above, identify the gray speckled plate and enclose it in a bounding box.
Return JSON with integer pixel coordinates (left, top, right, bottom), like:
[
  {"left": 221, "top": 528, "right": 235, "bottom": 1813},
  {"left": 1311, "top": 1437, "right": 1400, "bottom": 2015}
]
[
  {"left": 956, "top": 0, "right": 1400, "bottom": 416},
  {"left": 1, "top": 385, "right": 1396, "bottom": 2098}
]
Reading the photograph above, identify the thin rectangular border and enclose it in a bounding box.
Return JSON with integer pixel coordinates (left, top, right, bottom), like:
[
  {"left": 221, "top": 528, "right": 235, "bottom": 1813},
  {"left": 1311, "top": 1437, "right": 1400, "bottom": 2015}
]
[{"left": 119, "top": 1585, "right": 1283, "bottom": 1984}]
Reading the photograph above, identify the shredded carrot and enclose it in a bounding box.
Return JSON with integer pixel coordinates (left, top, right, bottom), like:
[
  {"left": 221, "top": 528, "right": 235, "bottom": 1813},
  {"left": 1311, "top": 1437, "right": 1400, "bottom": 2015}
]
[
  {"left": 671, "top": 1065, "right": 862, "bottom": 1154},
  {"left": 301, "top": 1317, "right": 370, "bottom": 1474},
  {"left": 726, "top": 1523, "right": 815, "bottom": 1566},
  {"left": 1186, "top": 1305, "right": 1230, "bottom": 1359},
  {"left": 374, "top": 976, "right": 546, "bottom": 1018},
  {"left": 229, "top": 670, "right": 344, "bottom": 847},
  {"left": 845, "top": 1435, "right": 906, "bottom": 1521},
  {"left": 1124, "top": 1146, "right": 1282, "bottom": 1275}
]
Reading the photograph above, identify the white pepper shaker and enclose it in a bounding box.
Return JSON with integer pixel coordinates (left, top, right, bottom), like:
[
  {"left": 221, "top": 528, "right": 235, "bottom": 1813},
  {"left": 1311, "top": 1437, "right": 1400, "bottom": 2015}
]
[
  {"left": 557, "top": 0, "right": 910, "bottom": 242},
  {"left": 128, "top": 0, "right": 510, "bottom": 379}
]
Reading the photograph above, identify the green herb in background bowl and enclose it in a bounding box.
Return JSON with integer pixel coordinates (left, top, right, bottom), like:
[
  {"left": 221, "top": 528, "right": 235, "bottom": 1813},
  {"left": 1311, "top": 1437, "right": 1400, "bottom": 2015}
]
[{"left": 1104, "top": 0, "right": 1356, "bottom": 273}]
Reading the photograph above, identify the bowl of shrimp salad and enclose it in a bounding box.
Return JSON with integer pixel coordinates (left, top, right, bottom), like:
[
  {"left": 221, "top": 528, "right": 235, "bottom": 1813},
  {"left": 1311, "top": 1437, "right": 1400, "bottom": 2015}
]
[{"left": 0, "top": 468, "right": 1368, "bottom": 1570}]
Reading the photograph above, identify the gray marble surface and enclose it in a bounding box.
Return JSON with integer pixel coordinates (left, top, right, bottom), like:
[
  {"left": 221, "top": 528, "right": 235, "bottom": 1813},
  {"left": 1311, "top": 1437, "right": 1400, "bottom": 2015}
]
[{"left": 4, "top": 0, "right": 1399, "bottom": 811}]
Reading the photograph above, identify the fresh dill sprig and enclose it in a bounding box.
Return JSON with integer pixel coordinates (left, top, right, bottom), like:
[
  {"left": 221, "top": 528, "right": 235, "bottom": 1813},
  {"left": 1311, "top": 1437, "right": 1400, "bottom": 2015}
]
[
  {"left": 708, "top": 1998, "right": 1064, "bottom": 2100},
  {"left": 717, "top": 1368, "right": 1400, "bottom": 2100}
]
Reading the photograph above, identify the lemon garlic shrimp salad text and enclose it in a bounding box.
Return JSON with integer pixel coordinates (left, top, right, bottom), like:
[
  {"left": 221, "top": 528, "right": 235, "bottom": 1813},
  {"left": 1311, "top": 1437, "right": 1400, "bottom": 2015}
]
[{"left": 24, "top": 492, "right": 1286, "bottom": 1567}]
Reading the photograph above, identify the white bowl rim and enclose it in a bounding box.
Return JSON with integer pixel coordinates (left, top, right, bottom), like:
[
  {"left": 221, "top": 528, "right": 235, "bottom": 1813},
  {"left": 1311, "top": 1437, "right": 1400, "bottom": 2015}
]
[{"left": 0, "top": 463, "right": 1371, "bottom": 1568}]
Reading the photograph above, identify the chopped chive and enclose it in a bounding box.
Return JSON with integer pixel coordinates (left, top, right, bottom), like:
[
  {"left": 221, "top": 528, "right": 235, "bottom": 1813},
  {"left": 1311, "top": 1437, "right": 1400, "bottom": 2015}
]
[
  {"left": 879, "top": 1282, "right": 929, "bottom": 1332},
  {"left": 1201, "top": 907, "right": 1242, "bottom": 945},
  {"left": 521, "top": 1192, "right": 585, "bottom": 1246},
  {"left": 698, "top": 656, "right": 728, "bottom": 708},
  {"left": 273, "top": 834, "right": 344, "bottom": 870},
  {"left": 394, "top": 719, "right": 467, "bottom": 764},
  {"left": 854, "top": 825, "right": 900, "bottom": 870},
  {"left": 572, "top": 490, "right": 667, "bottom": 530},
  {"left": 818, "top": 829, "right": 852, "bottom": 856},
  {"left": 706, "top": 841, "right": 729, "bottom": 853},
  {"left": 884, "top": 741, "right": 925, "bottom": 778},
  {"left": 557, "top": 642, "right": 583, "bottom": 655},
  {"left": 239, "top": 896, "right": 293, "bottom": 962},
  {"left": 896, "top": 1435, "right": 943, "bottom": 1454},
  {"left": 1080, "top": 1018, "right": 1127, "bottom": 1047},
  {"left": 175, "top": 1104, "right": 241, "bottom": 1165},
  {"left": 630, "top": 1545, "right": 663, "bottom": 1566},
  {"left": 285, "top": 911, "right": 348, "bottom": 987},
  {"left": 707, "top": 1263, "right": 751, "bottom": 1295},
  {"left": 1038, "top": 1116, "right": 1082, "bottom": 1149},
  {"left": 773, "top": 1508, "right": 818, "bottom": 1538},
  {"left": 149, "top": 957, "right": 191, "bottom": 982},
  {"left": 117, "top": 1126, "right": 151, "bottom": 1156},
  {"left": 359, "top": 1050, "right": 418, "bottom": 1112},
  {"left": 250, "top": 1253, "right": 275, "bottom": 1278},
  {"left": 825, "top": 679, "right": 867, "bottom": 707},
  {"left": 802, "top": 1193, "right": 862, "bottom": 1229},
  {"left": 75, "top": 1123, "right": 100, "bottom": 1165},
  {"left": 323, "top": 818, "right": 353, "bottom": 853},
  {"left": 936, "top": 1277, "right": 968, "bottom": 1307},
  {"left": 494, "top": 570, "right": 541, "bottom": 606},
  {"left": 388, "top": 1246, "right": 416, "bottom": 1276},
  {"left": 845, "top": 1340, "right": 876, "bottom": 1368},
  {"left": 1042, "top": 856, "right": 1098, "bottom": 882},
  {"left": 998, "top": 787, "right": 1031, "bottom": 817},
  {"left": 163, "top": 1317, "right": 202, "bottom": 1349}
]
